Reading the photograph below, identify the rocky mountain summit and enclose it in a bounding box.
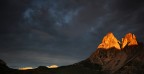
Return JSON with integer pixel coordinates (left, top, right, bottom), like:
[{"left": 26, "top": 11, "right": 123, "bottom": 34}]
[
  {"left": 121, "top": 33, "right": 138, "bottom": 49},
  {"left": 0, "top": 32, "right": 144, "bottom": 74},
  {"left": 98, "top": 32, "right": 121, "bottom": 50},
  {"left": 87, "top": 32, "right": 144, "bottom": 74},
  {"left": 97, "top": 32, "right": 138, "bottom": 50}
]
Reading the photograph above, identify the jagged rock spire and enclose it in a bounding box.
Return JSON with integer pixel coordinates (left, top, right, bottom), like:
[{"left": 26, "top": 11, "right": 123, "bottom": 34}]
[
  {"left": 97, "top": 32, "right": 138, "bottom": 50},
  {"left": 121, "top": 33, "right": 138, "bottom": 49},
  {"left": 98, "top": 32, "right": 121, "bottom": 50},
  {"left": 88, "top": 32, "right": 142, "bottom": 74}
]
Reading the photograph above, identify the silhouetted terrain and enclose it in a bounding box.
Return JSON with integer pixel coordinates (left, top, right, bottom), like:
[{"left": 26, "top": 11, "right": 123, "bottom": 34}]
[{"left": 0, "top": 33, "right": 144, "bottom": 74}]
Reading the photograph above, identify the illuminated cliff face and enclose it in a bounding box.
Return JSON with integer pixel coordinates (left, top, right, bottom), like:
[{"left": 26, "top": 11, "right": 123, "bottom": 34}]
[
  {"left": 88, "top": 32, "right": 143, "bottom": 74},
  {"left": 121, "top": 33, "right": 138, "bottom": 49},
  {"left": 98, "top": 32, "right": 121, "bottom": 50},
  {"left": 97, "top": 32, "right": 138, "bottom": 50}
]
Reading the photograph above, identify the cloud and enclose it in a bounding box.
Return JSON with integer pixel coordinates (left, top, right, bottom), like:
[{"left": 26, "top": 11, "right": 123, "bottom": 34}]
[{"left": 0, "top": 0, "right": 144, "bottom": 68}]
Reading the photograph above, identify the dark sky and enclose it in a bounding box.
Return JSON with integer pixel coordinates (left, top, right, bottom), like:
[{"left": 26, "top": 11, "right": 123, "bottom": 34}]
[{"left": 0, "top": 0, "right": 144, "bottom": 68}]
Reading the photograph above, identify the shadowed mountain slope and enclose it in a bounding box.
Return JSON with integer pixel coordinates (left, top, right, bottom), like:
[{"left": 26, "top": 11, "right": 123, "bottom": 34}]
[{"left": 0, "top": 33, "right": 144, "bottom": 74}]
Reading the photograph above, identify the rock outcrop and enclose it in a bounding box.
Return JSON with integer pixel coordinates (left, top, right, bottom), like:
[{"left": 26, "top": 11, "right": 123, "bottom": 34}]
[
  {"left": 87, "top": 32, "right": 143, "bottom": 74},
  {"left": 0, "top": 32, "right": 143, "bottom": 74},
  {"left": 97, "top": 32, "right": 138, "bottom": 50},
  {"left": 121, "top": 33, "right": 138, "bottom": 49},
  {"left": 98, "top": 32, "right": 121, "bottom": 50}
]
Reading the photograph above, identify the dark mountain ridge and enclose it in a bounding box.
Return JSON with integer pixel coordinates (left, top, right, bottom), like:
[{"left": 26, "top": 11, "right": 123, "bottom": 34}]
[
  {"left": 85, "top": 32, "right": 144, "bottom": 74},
  {"left": 0, "top": 32, "right": 144, "bottom": 74}
]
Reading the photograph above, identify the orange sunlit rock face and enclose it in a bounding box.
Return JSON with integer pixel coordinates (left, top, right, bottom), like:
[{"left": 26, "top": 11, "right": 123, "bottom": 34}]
[
  {"left": 89, "top": 32, "right": 143, "bottom": 74},
  {"left": 98, "top": 32, "right": 121, "bottom": 50},
  {"left": 121, "top": 33, "right": 138, "bottom": 49},
  {"left": 97, "top": 32, "right": 138, "bottom": 50}
]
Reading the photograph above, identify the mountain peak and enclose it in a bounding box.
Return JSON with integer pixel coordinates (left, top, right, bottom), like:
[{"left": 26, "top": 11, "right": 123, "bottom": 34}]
[
  {"left": 98, "top": 32, "right": 121, "bottom": 50},
  {"left": 97, "top": 32, "right": 138, "bottom": 50},
  {"left": 87, "top": 32, "right": 143, "bottom": 74},
  {"left": 121, "top": 33, "right": 138, "bottom": 49}
]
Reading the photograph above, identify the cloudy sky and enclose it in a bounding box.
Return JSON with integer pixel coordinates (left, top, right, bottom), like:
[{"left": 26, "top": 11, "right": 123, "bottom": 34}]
[{"left": 0, "top": 0, "right": 144, "bottom": 68}]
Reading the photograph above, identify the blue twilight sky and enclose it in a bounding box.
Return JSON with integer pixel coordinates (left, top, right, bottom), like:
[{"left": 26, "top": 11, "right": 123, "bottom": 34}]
[{"left": 0, "top": 0, "right": 144, "bottom": 68}]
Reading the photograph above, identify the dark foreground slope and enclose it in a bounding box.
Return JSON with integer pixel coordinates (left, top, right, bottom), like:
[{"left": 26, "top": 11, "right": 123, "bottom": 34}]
[
  {"left": 0, "top": 33, "right": 144, "bottom": 74},
  {"left": 0, "top": 61, "right": 103, "bottom": 74}
]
